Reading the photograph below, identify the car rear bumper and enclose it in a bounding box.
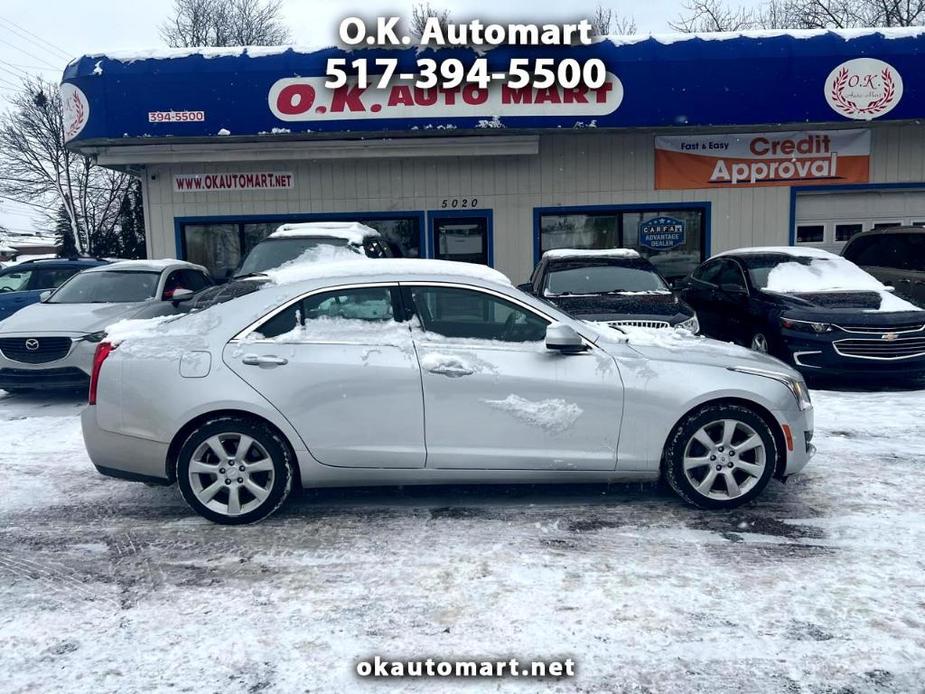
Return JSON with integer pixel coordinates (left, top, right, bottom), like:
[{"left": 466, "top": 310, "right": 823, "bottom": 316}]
[{"left": 81, "top": 407, "right": 171, "bottom": 483}]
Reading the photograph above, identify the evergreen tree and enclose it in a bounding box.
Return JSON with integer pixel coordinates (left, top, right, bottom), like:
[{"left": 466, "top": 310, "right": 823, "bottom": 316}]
[
  {"left": 54, "top": 204, "right": 78, "bottom": 258},
  {"left": 116, "top": 179, "right": 146, "bottom": 259}
]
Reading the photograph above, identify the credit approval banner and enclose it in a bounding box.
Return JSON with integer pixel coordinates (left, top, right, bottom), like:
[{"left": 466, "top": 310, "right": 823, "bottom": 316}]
[{"left": 654, "top": 129, "right": 870, "bottom": 190}]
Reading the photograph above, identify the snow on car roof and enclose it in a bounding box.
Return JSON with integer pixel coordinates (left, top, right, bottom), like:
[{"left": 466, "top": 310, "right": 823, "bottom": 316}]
[
  {"left": 85, "top": 258, "right": 207, "bottom": 273},
  {"left": 268, "top": 222, "right": 380, "bottom": 244},
  {"left": 264, "top": 258, "right": 511, "bottom": 288},
  {"left": 712, "top": 246, "right": 836, "bottom": 259},
  {"left": 543, "top": 248, "right": 641, "bottom": 260}
]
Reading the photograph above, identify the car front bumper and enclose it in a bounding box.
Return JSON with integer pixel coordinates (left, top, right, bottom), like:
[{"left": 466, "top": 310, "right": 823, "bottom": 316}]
[
  {"left": 0, "top": 334, "right": 97, "bottom": 391},
  {"left": 778, "top": 404, "right": 814, "bottom": 477},
  {"left": 780, "top": 330, "right": 925, "bottom": 380},
  {"left": 81, "top": 406, "right": 172, "bottom": 484}
]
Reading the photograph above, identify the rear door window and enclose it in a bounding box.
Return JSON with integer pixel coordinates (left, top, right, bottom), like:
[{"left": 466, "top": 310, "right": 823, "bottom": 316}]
[{"left": 253, "top": 286, "right": 401, "bottom": 340}]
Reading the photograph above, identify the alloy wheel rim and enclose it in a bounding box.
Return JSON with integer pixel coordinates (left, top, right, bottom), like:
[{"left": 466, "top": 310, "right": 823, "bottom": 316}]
[
  {"left": 682, "top": 419, "right": 766, "bottom": 500},
  {"left": 751, "top": 334, "right": 769, "bottom": 352},
  {"left": 188, "top": 433, "right": 275, "bottom": 516}
]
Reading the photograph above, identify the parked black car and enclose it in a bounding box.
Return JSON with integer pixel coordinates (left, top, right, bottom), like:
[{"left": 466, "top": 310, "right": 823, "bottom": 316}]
[
  {"left": 519, "top": 249, "right": 699, "bottom": 331},
  {"left": 677, "top": 247, "right": 925, "bottom": 381},
  {"left": 188, "top": 222, "right": 392, "bottom": 310}
]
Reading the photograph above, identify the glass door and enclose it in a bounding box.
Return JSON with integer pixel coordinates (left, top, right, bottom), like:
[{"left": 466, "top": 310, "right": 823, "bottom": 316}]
[{"left": 432, "top": 215, "right": 490, "bottom": 265}]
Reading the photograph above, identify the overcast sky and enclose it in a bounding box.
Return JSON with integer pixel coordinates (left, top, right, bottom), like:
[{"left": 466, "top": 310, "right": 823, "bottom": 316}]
[{"left": 0, "top": 0, "right": 756, "bottom": 240}]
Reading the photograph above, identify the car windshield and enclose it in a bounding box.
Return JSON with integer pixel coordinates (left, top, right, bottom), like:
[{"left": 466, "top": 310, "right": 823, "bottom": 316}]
[
  {"left": 48, "top": 270, "right": 160, "bottom": 303},
  {"left": 0, "top": 268, "right": 32, "bottom": 292},
  {"left": 236, "top": 237, "right": 362, "bottom": 277},
  {"left": 544, "top": 263, "right": 669, "bottom": 296},
  {"left": 741, "top": 254, "right": 884, "bottom": 293}
]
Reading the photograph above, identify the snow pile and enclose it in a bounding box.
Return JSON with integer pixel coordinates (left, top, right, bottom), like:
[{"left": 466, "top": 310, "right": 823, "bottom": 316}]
[
  {"left": 263, "top": 258, "right": 512, "bottom": 288},
  {"left": 263, "top": 245, "right": 367, "bottom": 284},
  {"left": 764, "top": 255, "right": 923, "bottom": 312},
  {"left": 544, "top": 248, "right": 640, "bottom": 260},
  {"left": 269, "top": 221, "right": 380, "bottom": 243},
  {"left": 91, "top": 258, "right": 205, "bottom": 273},
  {"left": 484, "top": 394, "right": 583, "bottom": 434},
  {"left": 105, "top": 310, "right": 221, "bottom": 348}
]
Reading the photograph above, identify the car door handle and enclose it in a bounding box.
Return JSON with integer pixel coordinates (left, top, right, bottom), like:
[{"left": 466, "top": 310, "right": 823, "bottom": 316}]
[
  {"left": 241, "top": 354, "right": 288, "bottom": 367},
  {"left": 427, "top": 365, "right": 474, "bottom": 378}
]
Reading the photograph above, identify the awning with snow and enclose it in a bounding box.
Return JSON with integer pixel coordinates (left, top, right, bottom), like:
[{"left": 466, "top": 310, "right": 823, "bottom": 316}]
[{"left": 60, "top": 29, "right": 925, "bottom": 147}]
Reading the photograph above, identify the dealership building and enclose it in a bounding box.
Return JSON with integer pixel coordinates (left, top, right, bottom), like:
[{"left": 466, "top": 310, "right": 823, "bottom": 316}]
[{"left": 61, "top": 29, "right": 925, "bottom": 282}]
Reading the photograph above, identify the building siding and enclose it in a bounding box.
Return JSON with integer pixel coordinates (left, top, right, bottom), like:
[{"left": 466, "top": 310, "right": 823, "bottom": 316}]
[{"left": 142, "top": 123, "right": 925, "bottom": 282}]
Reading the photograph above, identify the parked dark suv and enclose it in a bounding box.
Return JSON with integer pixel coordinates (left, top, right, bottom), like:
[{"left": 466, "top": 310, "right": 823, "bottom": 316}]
[
  {"left": 677, "top": 247, "right": 925, "bottom": 382},
  {"left": 842, "top": 226, "right": 925, "bottom": 305},
  {"left": 520, "top": 249, "right": 699, "bottom": 331},
  {"left": 0, "top": 257, "right": 108, "bottom": 322},
  {"left": 188, "top": 222, "right": 392, "bottom": 310}
]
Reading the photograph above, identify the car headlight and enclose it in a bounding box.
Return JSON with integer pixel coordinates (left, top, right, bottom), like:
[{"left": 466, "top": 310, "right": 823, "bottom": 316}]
[
  {"left": 780, "top": 317, "right": 832, "bottom": 334},
  {"left": 676, "top": 313, "right": 699, "bottom": 333},
  {"left": 80, "top": 331, "right": 107, "bottom": 343},
  {"left": 727, "top": 366, "right": 813, "bottom": 411}
]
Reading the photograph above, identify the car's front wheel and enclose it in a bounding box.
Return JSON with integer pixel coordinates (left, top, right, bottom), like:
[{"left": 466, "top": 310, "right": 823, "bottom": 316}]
[
  {"left": 176, "top": 416, "right": 293, "bottom": 524},
  {"left": 664, "top": 404, "right": 777, "bottom": 509}
]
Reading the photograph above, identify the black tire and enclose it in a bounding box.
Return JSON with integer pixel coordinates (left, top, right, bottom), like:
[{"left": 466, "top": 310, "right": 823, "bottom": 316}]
[
  {"left": 176, "top": 415, "right": 293, "bottom": 525},
  {"left": 664, "top": 403, "right": 777, "bottom": 510}
]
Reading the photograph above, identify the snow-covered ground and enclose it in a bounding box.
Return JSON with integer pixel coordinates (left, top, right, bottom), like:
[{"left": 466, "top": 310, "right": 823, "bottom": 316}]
[{"left": 1, "top": 387, "right": 924, "bottom": 693}]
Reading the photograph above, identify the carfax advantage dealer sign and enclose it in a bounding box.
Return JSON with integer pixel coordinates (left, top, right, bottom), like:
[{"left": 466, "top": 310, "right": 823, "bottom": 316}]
[{"left": 654, "top": 129, "right": 871, "bottom": 189}]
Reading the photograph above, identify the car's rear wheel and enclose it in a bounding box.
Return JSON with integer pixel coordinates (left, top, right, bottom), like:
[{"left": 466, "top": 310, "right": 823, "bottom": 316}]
[
  {"left": 176, "top": 416, "right": 293, "bottom": 524},
  {"left": 664, "top": 404, "right": 776, "bottom": 509}
]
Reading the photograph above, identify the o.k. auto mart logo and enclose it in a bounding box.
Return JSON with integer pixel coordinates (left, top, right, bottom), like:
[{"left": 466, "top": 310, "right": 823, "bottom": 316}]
[
  {"left": 60, "top": 82, "right": 90, "bottom": 141},
  {"left": 825, "top": 58, "right": 903, "bottom": 120}
]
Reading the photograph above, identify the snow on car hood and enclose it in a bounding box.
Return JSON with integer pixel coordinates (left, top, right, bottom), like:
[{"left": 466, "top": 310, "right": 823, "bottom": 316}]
[
  {"left": 0, "top": 300, "right": 157, "bottom": 335},
  {"left": 590, "top": 323, "right": 799, "bottom": 376}
]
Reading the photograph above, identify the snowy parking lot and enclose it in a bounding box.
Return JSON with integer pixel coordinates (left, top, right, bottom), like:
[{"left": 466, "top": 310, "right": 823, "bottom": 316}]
[{"left": 1, "top": 387, "right": 924, "bottom": 693}]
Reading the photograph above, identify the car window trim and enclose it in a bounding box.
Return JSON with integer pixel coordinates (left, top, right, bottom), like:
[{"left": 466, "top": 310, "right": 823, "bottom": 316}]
[{"left": 229, "top": 281, "right": 403, "bottom": 344}]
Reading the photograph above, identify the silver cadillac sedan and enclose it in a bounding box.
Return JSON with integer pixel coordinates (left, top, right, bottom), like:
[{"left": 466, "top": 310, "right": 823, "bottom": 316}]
[{"left": 82, "top": 259, "right": 815, "bottom": 524}]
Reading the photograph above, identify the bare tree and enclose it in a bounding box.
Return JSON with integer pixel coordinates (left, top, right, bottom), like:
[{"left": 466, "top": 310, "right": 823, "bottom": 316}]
[
  {"left": 0, "top": 78, "right": 130, "bottom": 255},
  {"left": 161, "top": 0, "right": 289, "bottom": 47},
  {"left": 410, "top": 3, "right": 452, "bottom": 39},
  {"left": 672, "top": 0, "right": 925, "bottom": 32},
  {"left": 590, "top": 5, "right": 638, "bottom": 35}
]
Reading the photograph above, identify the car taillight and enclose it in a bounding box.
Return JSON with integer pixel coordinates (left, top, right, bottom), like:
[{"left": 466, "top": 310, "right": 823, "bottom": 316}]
[{"left": 88, "top": 342, "right": 116, "bottom": 405}]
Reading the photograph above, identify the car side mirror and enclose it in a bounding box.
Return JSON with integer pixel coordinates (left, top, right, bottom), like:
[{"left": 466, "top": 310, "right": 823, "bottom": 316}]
[
  {"left": 516, "top": 282, "right": 534, "bottom": 295},
  {"left": 166, "top": 287, "right": 194, "bottom": 304},
  {"left": 545, "top": 323, "right": 587, "bottom": 353},
  {"left": 39, "top": 290, "right": 52, "bottom": 302}
]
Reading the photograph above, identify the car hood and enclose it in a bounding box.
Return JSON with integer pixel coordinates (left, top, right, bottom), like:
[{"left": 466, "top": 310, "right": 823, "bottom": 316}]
[
  {"left": 759, "top": 289, "right": 925, "bottom": 326},
  {"left": 589, "top": 323, "right": 800, "bottom": 376},
  {"left": 547, "top": 292, "right": 692, "bottom": 322},
  {"left": 0, "top": 301, "right": 155, "bottom": 335}
]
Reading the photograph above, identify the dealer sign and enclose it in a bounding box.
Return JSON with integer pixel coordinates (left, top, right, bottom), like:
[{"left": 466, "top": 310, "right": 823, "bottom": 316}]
[
  {"left": 655, "top": 129, "right": 871, "bottom": 190},
  {"left": 639, "top": 217, "right": 686, "bottom": 250}
]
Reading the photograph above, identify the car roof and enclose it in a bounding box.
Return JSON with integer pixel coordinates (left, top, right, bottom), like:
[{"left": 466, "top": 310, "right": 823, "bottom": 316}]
[
  {"left": 267, "top": 221, "right": 381, "bottom": 243},
  {"left": 711, "top": 246, "right": 840, "bottom": 262},
  {"left": 543, "top": 248, "right": 641, "bottom": 261},
  {"left": 844, "top": 225, "right": 925, "bottom": 241},
  {"left": 7, "top": 257, "right": 107, "bottom": 267},
  {"left": 83, "top": 258, "right": 208, "bottom": 274}
]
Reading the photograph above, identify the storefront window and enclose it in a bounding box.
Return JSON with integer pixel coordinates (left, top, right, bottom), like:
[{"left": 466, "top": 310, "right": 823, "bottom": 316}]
[
  {"left": 182, "top": 215, "right": 421, "bottom": 277},
  {"left": 183, "top": 224, "right": 241, "bottom": 279},
  {"left": 539, "top": 207, "right": 705, "bottom": 282}
]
